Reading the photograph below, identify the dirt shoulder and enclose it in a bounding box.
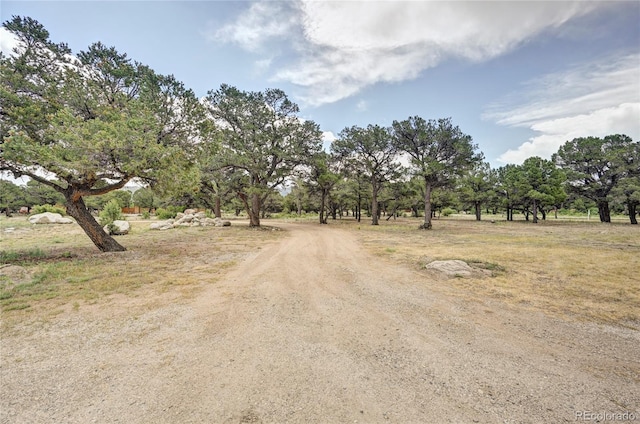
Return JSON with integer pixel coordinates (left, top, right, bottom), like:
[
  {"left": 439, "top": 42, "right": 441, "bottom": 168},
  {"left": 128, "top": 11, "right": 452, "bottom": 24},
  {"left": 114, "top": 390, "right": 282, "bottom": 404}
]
[{"left": 1, "top": 222, "right": 638, "bottom": 423}]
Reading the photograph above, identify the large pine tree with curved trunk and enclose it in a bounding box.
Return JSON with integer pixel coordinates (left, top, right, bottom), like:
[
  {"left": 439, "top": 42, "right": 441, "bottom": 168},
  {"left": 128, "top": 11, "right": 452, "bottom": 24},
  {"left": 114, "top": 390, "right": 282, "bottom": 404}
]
[{"left": 0, "top": 17, "right": 208, "bottom": 251}]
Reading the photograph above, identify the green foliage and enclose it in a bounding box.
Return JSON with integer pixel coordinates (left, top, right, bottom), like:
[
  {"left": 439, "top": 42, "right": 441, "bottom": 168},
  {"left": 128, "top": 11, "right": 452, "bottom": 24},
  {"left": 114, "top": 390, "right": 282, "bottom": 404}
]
[
  {"left": 0, "top": 17, "right": 207, "bottom": 251},
  {"left": 0, "top": 180, "right": 26, "bottom": 213},
  {"left": 333, "top": 124, "right": 401, "bottom": 225},
  {"left": 553, "top": 134, "right": 638, "bottom": 222},
  {"left": 391, "top": 116, "right": 482, "bottom": 228},
  {"left": 132, "top": 187, "right": 158, "bottom": 210},
  {"left": 23, "top": 180, "right": 65, "bottom": 207},
  {"left": 31, "top": 204, "right": 66, "bottom": 215},
  {"left": 204, "top": 84, "right": 323, "bottom": 226},
  {"left": 441, "top": 207, "right": 457, "bottom": 217},
  {"left": 458, "top": 162, "right": 498, "bottom": 220},
  {"left": 0, "top": 247, "right": 46, "bottom": 264},
  {"left": 155, "top": 206, "right": 183, "bottom": 220},
  {"left": 99, "top": 199, "right": 124, "bottom": 226},
  {"left": 141, "top": 211, "right": 151, "bottom": 219},
  {"left": 85, "top": 189, "right": 132, "bottom": 210}
]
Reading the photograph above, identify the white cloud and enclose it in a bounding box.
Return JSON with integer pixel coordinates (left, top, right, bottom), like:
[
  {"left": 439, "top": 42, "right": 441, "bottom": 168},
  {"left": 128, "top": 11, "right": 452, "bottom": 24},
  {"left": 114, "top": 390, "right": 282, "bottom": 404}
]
[
  {"left": 488, "top": 53, "right": 640, "bottom": 164},
  {"left": 356, "top": 100, "right": 368, "bottom": 112},
  {"left": 498, "top": 103, "right": 640, "bottom": 164},
  {"left": 0, "top": 27, "right": 19, "bottom": 56},
  {"left": 212, "top": 1, "right": 602, "bottom": 106},
  {"left": 321, "top": 130, "right": 336, "bottom": 151},
  {"left": 252, "top": 57, "right": 273, "bottom": 75},
  {"left": 208, "top": 2, "right": 299, "bottom": 52}
]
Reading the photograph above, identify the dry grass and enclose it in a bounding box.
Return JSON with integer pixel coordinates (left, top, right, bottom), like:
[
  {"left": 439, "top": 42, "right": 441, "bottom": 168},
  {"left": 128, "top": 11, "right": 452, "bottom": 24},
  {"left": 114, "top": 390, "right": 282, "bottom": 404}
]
[
  {"left": 0, "top": 215, "right": 284, "bottom": 322},
  {"left": 339, "top": 215, "right": 640, "bottom": 327},
  {"left": 2, "top": 213, "right": 639, "bottom": 328}
]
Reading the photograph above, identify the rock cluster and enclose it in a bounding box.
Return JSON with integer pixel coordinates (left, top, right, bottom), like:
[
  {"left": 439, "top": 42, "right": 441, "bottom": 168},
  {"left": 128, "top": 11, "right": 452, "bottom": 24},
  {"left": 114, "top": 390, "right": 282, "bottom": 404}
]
[
  {"left": 28, "top": 212, "right": 75, "bottom": 225},
  {"left": 150, "top": 211, "right": 231, "bottom": 231}
]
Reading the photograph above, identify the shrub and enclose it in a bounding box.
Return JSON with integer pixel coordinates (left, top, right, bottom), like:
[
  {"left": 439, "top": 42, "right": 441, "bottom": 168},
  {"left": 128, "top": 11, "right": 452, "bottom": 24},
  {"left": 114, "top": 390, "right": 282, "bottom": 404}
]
[
  {"left": 441, "top": 207, "right": 457, "bottom": 217},
  {"left": 155, "top": 205, "right": 184, "bottom": 220},
  {"left": 31, "top": 204, "right": 66, "bottom": 216},
  {"left": 99, "top": 199, "right": 124, "bottom": 226},
  {"left": 141, "top": 211, "right": 150, "bottom": 219}
]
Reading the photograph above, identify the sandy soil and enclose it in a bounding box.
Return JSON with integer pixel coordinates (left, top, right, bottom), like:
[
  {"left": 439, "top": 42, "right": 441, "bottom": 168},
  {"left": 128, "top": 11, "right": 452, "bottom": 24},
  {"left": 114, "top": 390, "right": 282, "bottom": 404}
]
[{"left": 1, "top": 222, "right": 638, "bottom": 423}]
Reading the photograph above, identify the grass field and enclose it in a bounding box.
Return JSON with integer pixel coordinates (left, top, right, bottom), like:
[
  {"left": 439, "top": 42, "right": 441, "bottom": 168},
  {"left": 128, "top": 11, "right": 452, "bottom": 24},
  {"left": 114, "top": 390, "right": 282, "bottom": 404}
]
[
  {"left": 342, "top": 215, "right": 640, "bottom": 327},
  {"left": 1, "top": 213, "right": 639, "bottom": 328},
  {"left": 0, "top": 215, "right": 283, "bottom": 323}
]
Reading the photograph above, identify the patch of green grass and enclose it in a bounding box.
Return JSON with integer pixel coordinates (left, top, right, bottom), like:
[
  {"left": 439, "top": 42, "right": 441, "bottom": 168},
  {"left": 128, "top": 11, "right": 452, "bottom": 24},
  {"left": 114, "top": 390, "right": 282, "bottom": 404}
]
[{"left": 0, "top": 248, "right": 47, "bottom": 264}]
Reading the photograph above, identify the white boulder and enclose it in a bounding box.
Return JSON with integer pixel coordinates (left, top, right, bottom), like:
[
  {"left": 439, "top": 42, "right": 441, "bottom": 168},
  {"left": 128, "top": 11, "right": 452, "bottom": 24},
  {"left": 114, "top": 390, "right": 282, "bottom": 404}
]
[
  {"left": 29, "top": 212, "right": 74, "bottom": 224},
  {"left": 150, "top": 220, "right": 174, "bottom": 230},
  {"left": 425, "top": 260, "right": 473, "bottom": 277},
  {"left": 104, "top": 220, "right": 130, "bottom": 235}
]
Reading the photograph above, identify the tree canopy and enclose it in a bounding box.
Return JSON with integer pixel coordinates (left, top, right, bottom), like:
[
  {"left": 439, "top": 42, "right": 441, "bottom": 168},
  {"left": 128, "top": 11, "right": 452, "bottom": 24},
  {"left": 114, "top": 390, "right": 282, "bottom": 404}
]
[
  {"left": 391, "top": 116, "right": 481, "bottom": 229},
  {"left": 553, "top": 135, "right": 638, "bottom": 223},
  {"left": 333, "top": 124, "right": 401, "bottom": 225},
  {"left": 1, "top": 16, "right": 208, "bottom": 251},
  {"left": 204, "top": 84, "right": 323, "bottom": 227}
]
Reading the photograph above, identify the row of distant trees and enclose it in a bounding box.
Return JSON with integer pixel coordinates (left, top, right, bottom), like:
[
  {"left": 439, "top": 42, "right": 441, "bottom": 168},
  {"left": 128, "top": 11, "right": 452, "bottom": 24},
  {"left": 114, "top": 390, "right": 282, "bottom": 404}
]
[{"left": 1, "top": 17, "right": 638, "bottom": 252}]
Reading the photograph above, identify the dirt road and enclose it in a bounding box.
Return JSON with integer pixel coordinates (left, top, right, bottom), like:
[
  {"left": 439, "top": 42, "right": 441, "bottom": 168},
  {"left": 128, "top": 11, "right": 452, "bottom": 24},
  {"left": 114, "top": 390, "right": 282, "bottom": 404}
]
[{"left": 1, "top": 223, "right": 638, "bottom": 423}]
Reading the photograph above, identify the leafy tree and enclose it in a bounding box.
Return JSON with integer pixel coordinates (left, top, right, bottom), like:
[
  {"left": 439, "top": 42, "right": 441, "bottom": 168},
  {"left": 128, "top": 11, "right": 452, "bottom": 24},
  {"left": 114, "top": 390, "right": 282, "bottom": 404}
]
[
  {"left": 0, "top": 180, "right": 25, "bottom": 215},
  {"left": 391, "top": 116, "right": 481, "bottom": 229},
  {"left": 306, "top": 152, "right": 341, "bottom": 224},
  {"left": 85, "top": 189, "right": 132, "bottom": 211},
  {"left": 519, "top": 157, "right": 566, "bottom": 223},
  {"left": 458, "top": 162, "right": 497, "bottom": 221},
  {"left": 23, "top": 179, "right": 65, "bottom": 207},
  {"left": 99, "top": 198, "right": 124, "bottom": 226},
  {"left": 132, "top": 187, "right": 159, "bottom": 210},
  {"left": 612, "top": 175, "right": 640, "bottom": 224},
  {"left": 496, "top": 164, "right": 526, "bottom": 221},
  {"left": 0, "top": 17, "right": 206, "bottom": 251},
  {"left": 553, "top": 135, "right": 638, "bottom": 223},
  {"left": 204, "top": 84, "right": 322, "bottom": 227},
  {"left": 333, "top": 125, "right": 400, "bottom": 225}
]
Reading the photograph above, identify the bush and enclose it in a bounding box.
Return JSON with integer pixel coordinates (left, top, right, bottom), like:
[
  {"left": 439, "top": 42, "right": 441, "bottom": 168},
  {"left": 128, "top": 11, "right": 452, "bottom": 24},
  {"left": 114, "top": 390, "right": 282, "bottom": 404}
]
[
  {"left": 155, "top": 206, "right": 181, "bottom": 220},
  {"left": 31, "top": 204, "right": 66, "bottom": 216},
  {"left": 441, "top": 207, "right": 457, "bottom": 217},
  {"left": 141, "top": 211, "right": 150, "bottom": 219},
  {"left": 99, "top": 199, "right": 124, "bottom": 226}
]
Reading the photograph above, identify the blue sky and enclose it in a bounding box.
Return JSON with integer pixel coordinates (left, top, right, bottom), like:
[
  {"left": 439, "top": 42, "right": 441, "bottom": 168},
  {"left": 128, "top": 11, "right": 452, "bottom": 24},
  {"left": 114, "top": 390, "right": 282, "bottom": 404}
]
[{"left": 1, "top": 1, "right": 639, "bottom": 168}]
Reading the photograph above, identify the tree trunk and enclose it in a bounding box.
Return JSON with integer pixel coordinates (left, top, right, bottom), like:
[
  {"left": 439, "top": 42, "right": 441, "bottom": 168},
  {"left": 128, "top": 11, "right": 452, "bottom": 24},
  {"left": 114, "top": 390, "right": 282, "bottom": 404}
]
[
  {"left": 475, "top": 202, "right": 481, "bottom": 221},
  {"left": 532, "top": 199, "right": 538, "bottom": 224},
  {"left": 214, "top": 196, "right": 222, "bottom": 219},
  {"left": 421, "top": 179, "right": 433, "bottom": 229},
  {"left": 250, "top": 192, "right": 261, "bottom": 226},
  {"left": 628, "top": 202, "right": 638, "bottom": 225},
  {"left": 239, "top": 192, "right": 261, "bottom": 227},
  {"left": 319, "top": 189, "right": 327, "bottom": 224},
  {"left": 371, "top": 181, "right": 379, "bottom": 226},
  {"left": 597, "top": 201, "right": 611, "bottom": 223},
  {"left": 65, "top": 194, "right": 125, "bottom": 252}
]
